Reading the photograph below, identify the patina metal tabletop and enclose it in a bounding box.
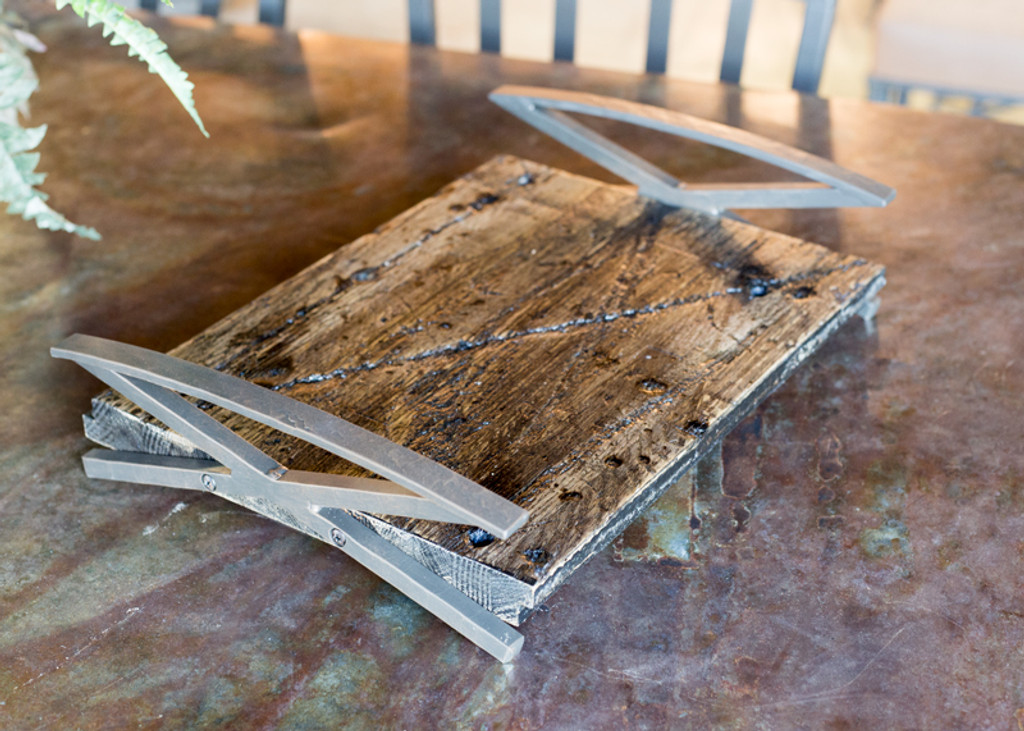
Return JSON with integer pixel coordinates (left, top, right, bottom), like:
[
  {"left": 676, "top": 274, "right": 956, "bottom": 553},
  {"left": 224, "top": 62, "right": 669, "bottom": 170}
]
[{"left": 1, "top": 8, "right": 1022, "bottom": 729}]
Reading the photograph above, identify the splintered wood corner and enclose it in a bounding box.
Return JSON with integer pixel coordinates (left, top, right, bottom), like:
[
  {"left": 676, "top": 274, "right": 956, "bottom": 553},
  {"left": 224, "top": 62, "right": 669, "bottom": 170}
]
[{"left": 86, "top": 155, "right": 884, "bottom": 624}]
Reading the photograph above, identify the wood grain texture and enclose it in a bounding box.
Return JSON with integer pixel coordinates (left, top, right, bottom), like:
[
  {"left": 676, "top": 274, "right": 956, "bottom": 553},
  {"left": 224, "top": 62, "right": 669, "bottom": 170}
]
[{"left": 86, "top": 155, "right": 884, "bottom": 622}]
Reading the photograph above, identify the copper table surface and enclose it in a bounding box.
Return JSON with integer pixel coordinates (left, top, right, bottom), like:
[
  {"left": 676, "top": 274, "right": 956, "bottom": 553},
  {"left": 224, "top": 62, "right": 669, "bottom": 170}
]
[{"left": 1, "top": 9, "right": 1023, "bottom": 730}]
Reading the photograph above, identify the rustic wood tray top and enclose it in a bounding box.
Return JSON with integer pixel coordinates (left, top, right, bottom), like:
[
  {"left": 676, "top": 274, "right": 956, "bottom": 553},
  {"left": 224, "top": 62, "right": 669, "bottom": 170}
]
[{"left": 86, "top": 155, "right": 884, "bottom": 623}]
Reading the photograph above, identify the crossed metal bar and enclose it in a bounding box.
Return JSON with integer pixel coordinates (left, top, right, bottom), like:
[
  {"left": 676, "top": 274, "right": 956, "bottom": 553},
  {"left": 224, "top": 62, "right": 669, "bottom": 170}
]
[
  {"left": 52, "top": 334, "right": 527, "bottom": 662},
  {"left": 489, "top": 86, "right": 896, "bottom": 217}
]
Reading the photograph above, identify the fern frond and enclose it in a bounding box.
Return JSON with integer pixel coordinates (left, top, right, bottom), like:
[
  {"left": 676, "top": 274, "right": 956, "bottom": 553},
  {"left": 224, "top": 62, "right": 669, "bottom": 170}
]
[
  {"left": 55, "top": 0, "right": 208, "bottom": 137},
  {"left": 0, "top": 28, "right": 100, "bottom": 239}
]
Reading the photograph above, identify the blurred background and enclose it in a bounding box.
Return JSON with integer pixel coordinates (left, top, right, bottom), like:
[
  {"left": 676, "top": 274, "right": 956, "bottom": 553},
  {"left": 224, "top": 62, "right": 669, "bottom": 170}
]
[{"left": 115, "top": 0, "right": 1024, "bottom": 125}]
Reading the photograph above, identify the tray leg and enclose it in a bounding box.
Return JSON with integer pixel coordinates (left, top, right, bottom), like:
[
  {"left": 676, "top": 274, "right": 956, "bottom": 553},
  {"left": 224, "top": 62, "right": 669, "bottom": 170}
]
[{"left": 314, "top": 507, "right": 524, "bottom": 663}]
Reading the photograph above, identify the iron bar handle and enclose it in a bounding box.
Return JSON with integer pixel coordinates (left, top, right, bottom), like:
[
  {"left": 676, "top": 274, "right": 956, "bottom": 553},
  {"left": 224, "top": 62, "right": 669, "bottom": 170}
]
[
  {"left": 490, "top": 85, "right": 895, "bottom": 216},
  {"left": 53, "top": 334, "right": 528, "bottom": 539}
]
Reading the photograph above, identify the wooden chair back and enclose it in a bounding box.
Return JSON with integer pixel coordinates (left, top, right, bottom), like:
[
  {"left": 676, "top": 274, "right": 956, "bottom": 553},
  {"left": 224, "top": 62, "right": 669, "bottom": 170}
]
[{"left": 139, "top": 0, "right": 835, "bottom": 94}]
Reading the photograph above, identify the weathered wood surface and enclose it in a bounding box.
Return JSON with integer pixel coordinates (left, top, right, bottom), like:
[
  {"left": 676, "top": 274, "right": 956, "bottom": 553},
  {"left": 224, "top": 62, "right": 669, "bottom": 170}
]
[{"left": 87, "top": 155, "right": 884, "bottom": 622}]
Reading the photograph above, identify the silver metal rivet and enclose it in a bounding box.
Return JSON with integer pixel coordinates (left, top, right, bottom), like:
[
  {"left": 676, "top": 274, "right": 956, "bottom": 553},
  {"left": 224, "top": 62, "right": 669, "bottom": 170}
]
[
  {"left": 329, "top": 527, "right": 346, "bottom": 547},
  {"left": 201, "top": 474, "right": 217, "bottom": 491}
]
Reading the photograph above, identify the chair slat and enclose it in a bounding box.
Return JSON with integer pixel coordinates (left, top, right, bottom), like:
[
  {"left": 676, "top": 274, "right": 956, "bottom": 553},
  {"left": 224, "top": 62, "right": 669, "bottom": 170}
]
[
  {"left": 720, "top": 0, "right": 753, "bottom": 85},
  {"left": 480, "top": 0, "right": 502, "bottom": 53},
  {"left": 409, "top": 0, "right": 437, "bottom": 45},
  {"left": 259, "top": 0, "right": 286, "bottom": 26},
  {"left": 645, "top": 0, "right": 672, "bottom": 74},
  {"left": 200, "top": 0, "right": 220, "bottom": 18},
  {"left": 792, "top": 0, "right": 835, "bottom": 93},
  {"left": 553, "top": 0, "right": 576, "bottom": 62}
]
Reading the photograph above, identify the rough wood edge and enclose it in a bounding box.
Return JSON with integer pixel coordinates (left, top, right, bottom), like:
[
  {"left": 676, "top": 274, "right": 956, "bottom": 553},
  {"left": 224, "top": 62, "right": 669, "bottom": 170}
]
[{"left": 520, "top": 271, "right": 888, "bottom": 616}]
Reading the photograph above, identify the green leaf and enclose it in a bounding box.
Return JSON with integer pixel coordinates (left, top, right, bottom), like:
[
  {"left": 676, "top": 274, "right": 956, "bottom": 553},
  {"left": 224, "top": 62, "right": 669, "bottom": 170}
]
[
  {"left": 55, "top": 0, "right": 208, "bottom": 137},
  {"left": 0, "top": 27, "right": 100, "bottom": 239}
]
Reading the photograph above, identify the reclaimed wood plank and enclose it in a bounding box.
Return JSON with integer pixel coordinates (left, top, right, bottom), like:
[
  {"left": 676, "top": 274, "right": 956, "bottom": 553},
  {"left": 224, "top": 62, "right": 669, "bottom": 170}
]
[{"left": 85, "top": 155, "right": 884, "bottom": 623}]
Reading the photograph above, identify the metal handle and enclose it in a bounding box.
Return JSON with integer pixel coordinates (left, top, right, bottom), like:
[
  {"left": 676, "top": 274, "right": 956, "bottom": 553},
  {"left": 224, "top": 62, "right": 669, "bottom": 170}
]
[
  {"left": 316, "top": 507, "right": 523, "bottom": 662},
  {"left": 53, "top": 334, "right": 529, "bottom": 661},
  {"left": 490, "top": 85, "right": 895, "bottom": 216},
  {"left": 52, "top": 334, "right": 528, "bottom": 539}
]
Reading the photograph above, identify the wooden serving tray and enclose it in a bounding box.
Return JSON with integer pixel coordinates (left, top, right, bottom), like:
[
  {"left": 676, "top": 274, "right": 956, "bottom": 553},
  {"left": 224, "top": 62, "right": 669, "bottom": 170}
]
[{"left": 85, "top": 154, "right": 884, "bottom": 624}]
